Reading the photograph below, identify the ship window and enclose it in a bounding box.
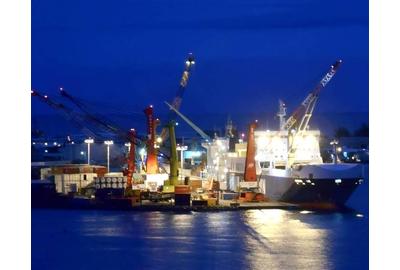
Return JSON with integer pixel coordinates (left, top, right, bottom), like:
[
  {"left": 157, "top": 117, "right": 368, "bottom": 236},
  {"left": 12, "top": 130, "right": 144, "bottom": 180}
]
[
  {"left": 260, "top": 162, "right": 270, "bottom": 168},
  {"left": 83, "top": 174, "right": 87, "bottom": 181}
]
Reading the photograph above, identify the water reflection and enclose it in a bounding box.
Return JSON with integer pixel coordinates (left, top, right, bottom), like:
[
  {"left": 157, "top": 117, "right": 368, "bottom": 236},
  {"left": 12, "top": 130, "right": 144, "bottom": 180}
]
[
  {"left": 32, "top": 209, "right": 367, "bottom": 270},
  {"left": 242, "top": 210, "right": 329, "bottom": 270}
]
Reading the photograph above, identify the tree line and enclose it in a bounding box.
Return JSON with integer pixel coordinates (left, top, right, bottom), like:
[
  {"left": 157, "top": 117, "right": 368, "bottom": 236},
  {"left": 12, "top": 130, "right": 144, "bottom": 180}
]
[{"left": 334, "top": 123, "right": 369, "bottom": 138}]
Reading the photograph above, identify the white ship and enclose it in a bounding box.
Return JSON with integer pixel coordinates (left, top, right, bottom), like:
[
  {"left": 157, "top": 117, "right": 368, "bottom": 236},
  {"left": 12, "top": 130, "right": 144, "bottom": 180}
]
[
  {"left": 201, "top": 60, "right": 365, "bottom": 206},
  {"left": 170, "top": 59, "right": 365, "bottom": 206}
]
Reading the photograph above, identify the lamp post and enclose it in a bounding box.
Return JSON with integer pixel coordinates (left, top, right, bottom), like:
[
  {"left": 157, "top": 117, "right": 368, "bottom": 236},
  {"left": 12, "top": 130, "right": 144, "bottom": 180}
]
[
  {"left": 177, "top": 145, "right": 188, "bottom": 181},
  {"left": 330, "top": 139, "right": 339, "bottom": 164},
  {"left": 104, "top": 140, "right": 114, "bottom": 172},
  {"left": 84, "top": 138, "right": 94, "bottom": 165},
  {"left": 124, "top": 142, "right": 131, "bottom": 153}
]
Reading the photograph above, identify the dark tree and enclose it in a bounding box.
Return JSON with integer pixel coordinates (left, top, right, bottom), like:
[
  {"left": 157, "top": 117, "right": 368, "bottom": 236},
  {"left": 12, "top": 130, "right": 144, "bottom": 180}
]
[
  {"left": 334, "top": 127, "right": 351, "bottom": 138},
  {"left": 354, "top": 123, "right": 369, "bottom": 137}
]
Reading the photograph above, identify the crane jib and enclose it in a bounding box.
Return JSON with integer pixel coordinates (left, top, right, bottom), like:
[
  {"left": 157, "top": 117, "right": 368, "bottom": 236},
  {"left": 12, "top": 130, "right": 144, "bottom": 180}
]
[
  {"left": 320, "top": 69, "right": 337, "bottom": 87},
  {"left": 282, "top": 60, "right": 342, "bottom": 131}
]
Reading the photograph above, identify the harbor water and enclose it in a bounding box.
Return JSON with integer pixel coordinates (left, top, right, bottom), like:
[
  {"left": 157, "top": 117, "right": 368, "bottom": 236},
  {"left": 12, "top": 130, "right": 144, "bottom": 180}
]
[{"left": 32, "top": 178, "right": 368, "bottom": 270}]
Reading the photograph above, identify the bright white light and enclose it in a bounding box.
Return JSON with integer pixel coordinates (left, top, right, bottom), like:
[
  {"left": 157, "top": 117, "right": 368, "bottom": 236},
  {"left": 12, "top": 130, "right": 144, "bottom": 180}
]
[
  {"left": 139, "top": 148, "right": 146, "bottom": 156},
  {"left": 32, "top": 142, "right": 36, "bottom": 145},
  {"left": 44, "top": 149, "right": 48, "bottom": 153},
  {"left": 337, "top": 147, "right": 342, "bottom": 152},
  {"left": 294, "top": 179, "right": 303, "bottom": 184},
  {"left": 146, "top": 173, "right": 168, "bottom": 186},
  {"left": 300, "top": 210, "right": 313, "bottom": 214},
  {"left": 71, "top": 141, "right": 75, "bottom": 144},
  {"left": 335, "top": 179, "right": 342, "bottom": 184},
  {"left": 356, "top": 214, "right": 364, "bottom": 218},
  {"left": 257, "top": 136, "right": 269, "bottom": 148},
  {"left": 44, "top": 142, "right": 48, "bottom": 146},
  {"left": 80, "top": 151, "right": 85, "bottom": 155},
  {"left": 175, "top": 122, "right": 179, "bottom": 126},
  {"left": 104, "top": 140, "right": 114, "bottom": 145},
  {"left": 156, "top": 137, "right": 162, "bottom": 143},
  {"left": 84, "top": 138, "right": 94, "bottom": 144},
  {"left": 53, "top": 142, "right": 57, "bottom": 146}
]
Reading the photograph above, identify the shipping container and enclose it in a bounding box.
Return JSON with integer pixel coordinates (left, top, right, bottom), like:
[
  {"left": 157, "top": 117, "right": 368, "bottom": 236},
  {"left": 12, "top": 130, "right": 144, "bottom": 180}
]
[
  {"left": 63, "top": 167, "right": 80, "bottom": 174},
  {"left": 192, "top": 200, "right": 207, "bottom": 206},
  {"left": 189, "top": 180, "right": 202, "bottom": 190},
  {"left": 80, "top": 166, "right": 94, "bottom": 174},
  {"left": 51, "top": 167, "right": 64, "bottom": 174},
  {"left": 175, "top": 194, "right": 191, "bottom": 206},
  {"left": 175, "top": 185, "right": 191, "bottom": 194},
  {"left": 207, "top": 198, "right": 217, "bottom": 206}
]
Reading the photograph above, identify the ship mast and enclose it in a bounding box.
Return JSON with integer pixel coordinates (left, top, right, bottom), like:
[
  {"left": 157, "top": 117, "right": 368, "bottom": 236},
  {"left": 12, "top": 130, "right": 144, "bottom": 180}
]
[{"left": 277, "top": 99, "right": 287, "bottom": 131}]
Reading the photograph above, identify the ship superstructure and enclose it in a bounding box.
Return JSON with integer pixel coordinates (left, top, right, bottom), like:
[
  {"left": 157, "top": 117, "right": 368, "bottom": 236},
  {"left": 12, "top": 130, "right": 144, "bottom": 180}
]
[{"left": 199, "top": 60, "right": 364, "bottom": 206}]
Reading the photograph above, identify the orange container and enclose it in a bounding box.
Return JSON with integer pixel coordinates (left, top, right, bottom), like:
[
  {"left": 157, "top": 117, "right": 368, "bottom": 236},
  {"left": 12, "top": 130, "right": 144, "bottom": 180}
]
[
  {"left": 51, "top": 167, "right": 64, "bottom": 174},
  {"left": 175, "top": 185, "right": 191, "bottom": 194},
  {"left": 80, "top": 166, "right": 93, "bottom": 173},
  {"left": 239, "top": 191, "right": 255, "bottom": 202},
  {"left": 63, "top": 167, "right": 80, "bottom": 174},
  {"left": 255, "top": 193, "right": 266, "bottom": 202},
  {"left": 189, "top": 180, "right": 202, "bottom": 190},
  {"left": 94, "top": 167, "right": 107, "bottom": 176}
]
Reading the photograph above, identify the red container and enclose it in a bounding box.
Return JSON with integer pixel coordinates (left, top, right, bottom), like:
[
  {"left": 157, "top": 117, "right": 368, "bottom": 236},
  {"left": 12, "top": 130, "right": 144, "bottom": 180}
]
[{"left": 175, "top": 185, "right": 190, "bottom": 194}]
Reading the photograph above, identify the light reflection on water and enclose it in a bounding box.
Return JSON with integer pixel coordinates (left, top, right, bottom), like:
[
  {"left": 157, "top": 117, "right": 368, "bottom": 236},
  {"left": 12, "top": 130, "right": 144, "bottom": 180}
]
[
  {"left": 242, "top": 210, "right": 328, "bottom": 270},
  {"left": 32, "top": 209, "right": 367, "bottom": 270}
]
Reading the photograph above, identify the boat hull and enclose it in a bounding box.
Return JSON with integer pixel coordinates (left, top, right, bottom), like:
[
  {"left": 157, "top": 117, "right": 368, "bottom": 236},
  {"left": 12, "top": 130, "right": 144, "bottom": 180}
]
[{"left": 260, "top": 164, "right": 364, "bottom": 206}]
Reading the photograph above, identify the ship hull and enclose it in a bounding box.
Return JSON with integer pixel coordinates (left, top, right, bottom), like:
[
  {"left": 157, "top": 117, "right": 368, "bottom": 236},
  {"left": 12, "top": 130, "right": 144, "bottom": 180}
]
[{"left": 260, "top": 164, "right": 364, "bottom": 206}]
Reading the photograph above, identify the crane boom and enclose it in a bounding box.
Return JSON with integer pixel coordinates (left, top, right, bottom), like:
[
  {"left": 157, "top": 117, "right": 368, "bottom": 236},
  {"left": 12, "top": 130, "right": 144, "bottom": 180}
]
[
  {"left": 31, "top": 90, "right": 98, "bottom": 139},
  {"left": 32, "top": 89, "right": 143, "bottom": 185},
  {"left": 282, "top": 60, "right": 342, "bottom": 131},
  {"left": 165, "top": 101, "right": 211, "bottom": 141},
  {"left": 59, "top": 88, "right": 123, "bottom": 136},
  {"left": 160, "top": 54, "right": 195, "bottom": 141}
]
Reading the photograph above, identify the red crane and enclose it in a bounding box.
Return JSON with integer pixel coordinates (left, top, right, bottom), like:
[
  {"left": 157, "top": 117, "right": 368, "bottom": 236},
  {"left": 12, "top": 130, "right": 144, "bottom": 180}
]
[
  {"left": 244, "top": 121, "right": 258, "bottom": 182},
  {"left": 239, "top": 120, "right": 266, "bottom": 202},
  {"left": 143, "top": 105, "right": 160, "bottom": 174}
]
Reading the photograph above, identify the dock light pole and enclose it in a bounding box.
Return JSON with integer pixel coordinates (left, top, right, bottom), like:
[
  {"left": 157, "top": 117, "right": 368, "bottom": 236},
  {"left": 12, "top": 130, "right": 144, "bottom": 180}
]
[
  {"left": 104, "top": 140, "right": 114, "bottom": 172},
  {"left": 330, "top": 139, "right": 339, "bottom": 164},
  {"left": 177, "top": 145, "right": 188, "bottom": 181},
  {"left": 84, "top": 138, "right": 94, "bottom": 165},
  {"left": 124, "top": 142, "right": 131, "bottom": 153}
]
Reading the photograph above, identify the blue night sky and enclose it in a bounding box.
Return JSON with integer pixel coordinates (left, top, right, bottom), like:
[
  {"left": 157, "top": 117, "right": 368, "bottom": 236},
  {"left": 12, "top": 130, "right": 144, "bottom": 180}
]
[{"left": 32, "top": 0, "right": 368, "bottom": 128}]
